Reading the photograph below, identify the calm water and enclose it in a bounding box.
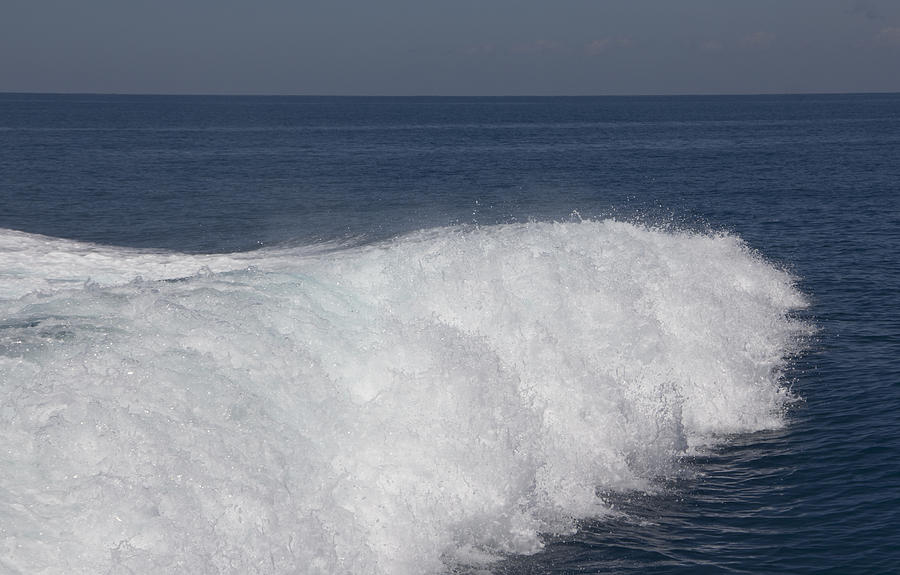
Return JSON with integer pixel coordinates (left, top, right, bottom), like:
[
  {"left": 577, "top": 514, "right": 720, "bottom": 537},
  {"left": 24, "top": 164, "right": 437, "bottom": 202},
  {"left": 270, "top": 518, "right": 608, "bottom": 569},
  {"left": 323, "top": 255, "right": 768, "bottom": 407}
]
[{"left": 1, "top": 94, "right": 898, "bottom": 574}]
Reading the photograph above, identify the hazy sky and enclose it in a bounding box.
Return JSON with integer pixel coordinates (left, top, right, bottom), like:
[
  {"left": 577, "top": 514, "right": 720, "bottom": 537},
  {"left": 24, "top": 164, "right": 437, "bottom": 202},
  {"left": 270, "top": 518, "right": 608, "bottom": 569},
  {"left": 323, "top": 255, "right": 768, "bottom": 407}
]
[{"left": 2, "top": 0, "right": 899, "bottom": 95}]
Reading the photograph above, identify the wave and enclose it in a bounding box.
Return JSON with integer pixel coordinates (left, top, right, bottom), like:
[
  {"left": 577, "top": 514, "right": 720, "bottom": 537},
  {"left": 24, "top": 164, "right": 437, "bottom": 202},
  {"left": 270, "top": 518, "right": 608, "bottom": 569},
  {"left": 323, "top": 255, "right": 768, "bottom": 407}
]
[{"left": 0, "top": 221, "right": 808, "bottom": 574}]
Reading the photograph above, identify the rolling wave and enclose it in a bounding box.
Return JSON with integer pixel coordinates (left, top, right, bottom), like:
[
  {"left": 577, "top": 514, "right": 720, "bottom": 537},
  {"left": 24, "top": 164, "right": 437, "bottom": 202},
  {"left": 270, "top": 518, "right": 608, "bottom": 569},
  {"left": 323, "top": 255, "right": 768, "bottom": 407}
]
[{"left": 0, "top": 220, "right": 808, "bottom": 574}]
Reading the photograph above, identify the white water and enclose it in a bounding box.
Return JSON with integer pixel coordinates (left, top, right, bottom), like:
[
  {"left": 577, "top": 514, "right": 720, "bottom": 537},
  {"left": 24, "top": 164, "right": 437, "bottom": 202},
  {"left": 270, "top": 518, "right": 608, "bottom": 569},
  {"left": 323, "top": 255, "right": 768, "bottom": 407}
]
[{"left": 0, "top": 220, "right": 808, "bottom": 574}]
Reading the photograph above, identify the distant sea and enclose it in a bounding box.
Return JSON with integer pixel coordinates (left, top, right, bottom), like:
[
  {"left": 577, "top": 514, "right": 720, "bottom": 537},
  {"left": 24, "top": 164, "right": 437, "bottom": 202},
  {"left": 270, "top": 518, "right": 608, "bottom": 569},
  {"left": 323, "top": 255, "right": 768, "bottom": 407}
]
[{"left": 1, "top": 93, "right": 898, "bottom": 574}]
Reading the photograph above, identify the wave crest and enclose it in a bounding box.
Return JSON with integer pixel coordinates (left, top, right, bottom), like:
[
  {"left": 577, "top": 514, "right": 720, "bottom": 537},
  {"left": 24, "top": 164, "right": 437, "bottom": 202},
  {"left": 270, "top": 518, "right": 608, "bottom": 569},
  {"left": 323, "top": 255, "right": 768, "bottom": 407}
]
[{"left": 0, "top": 221, "right": 808, "bottom": 574}]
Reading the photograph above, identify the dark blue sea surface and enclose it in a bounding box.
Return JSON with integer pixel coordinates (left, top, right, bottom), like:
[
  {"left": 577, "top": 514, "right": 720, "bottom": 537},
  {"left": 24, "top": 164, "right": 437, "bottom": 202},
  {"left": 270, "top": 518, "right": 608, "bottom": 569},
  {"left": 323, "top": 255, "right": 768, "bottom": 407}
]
[{"left": 1, "top": 93, "right": 898, "bottom": 574}]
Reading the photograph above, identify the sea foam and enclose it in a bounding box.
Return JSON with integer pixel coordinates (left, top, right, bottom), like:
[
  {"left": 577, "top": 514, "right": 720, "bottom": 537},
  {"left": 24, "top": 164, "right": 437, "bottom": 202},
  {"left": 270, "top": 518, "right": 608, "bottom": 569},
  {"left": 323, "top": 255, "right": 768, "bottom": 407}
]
[{"left": 0, "top": 221, "right": 808, "bottom": 574}]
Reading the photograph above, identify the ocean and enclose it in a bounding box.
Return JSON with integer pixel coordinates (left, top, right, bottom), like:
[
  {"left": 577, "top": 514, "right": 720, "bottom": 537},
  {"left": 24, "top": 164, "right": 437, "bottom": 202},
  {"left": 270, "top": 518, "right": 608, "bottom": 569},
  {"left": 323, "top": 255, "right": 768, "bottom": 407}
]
[{"left": 1, "top": 93, "right": 898, "bottom": 574}]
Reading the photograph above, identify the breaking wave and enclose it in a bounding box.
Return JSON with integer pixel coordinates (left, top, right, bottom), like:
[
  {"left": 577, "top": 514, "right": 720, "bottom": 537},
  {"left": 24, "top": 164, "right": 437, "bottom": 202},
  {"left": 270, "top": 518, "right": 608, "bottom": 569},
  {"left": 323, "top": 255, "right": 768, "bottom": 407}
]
[{"left": 0, "top": 220, "right": 808, "bottom": 574}]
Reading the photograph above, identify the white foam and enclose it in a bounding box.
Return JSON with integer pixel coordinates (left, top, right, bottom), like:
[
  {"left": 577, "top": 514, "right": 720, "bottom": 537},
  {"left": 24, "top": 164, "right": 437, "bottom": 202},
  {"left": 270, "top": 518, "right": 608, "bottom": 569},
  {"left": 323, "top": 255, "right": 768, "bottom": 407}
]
[{"left": 0, "top": 221, "right": 808, "bottom": 574}]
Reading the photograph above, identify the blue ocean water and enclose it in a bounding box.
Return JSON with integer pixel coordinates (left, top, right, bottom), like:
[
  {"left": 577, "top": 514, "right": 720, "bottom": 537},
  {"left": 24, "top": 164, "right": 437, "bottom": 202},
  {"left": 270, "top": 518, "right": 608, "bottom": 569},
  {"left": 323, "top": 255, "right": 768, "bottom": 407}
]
[{"left": 1, "top": 93, "right": 898, "bottom": 574}]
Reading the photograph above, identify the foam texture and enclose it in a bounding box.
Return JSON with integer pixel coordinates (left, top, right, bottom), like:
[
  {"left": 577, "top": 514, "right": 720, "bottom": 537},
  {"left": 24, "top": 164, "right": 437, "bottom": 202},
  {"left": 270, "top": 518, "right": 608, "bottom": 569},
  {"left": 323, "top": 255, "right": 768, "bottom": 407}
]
[{"left": 0, "top": 221, "right": 808, "bottom": 574}]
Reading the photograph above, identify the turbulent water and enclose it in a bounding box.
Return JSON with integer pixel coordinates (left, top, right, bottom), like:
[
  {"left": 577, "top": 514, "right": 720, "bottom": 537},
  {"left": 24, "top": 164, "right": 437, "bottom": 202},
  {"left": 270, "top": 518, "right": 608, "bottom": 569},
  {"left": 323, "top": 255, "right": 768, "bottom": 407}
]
[
  {"left": 1, "top": 94, "right": 898, "bottom": 574},
  {"left": 0, "top": 221, "right": 809, "bottom": 573}
]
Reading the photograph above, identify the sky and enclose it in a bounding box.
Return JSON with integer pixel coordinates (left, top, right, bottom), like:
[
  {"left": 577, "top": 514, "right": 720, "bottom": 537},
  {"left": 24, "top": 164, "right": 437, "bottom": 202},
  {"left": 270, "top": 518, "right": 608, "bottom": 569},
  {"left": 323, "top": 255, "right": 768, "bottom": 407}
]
[{"left": 2, "top": 0, "right": 900, "bottom": 96}]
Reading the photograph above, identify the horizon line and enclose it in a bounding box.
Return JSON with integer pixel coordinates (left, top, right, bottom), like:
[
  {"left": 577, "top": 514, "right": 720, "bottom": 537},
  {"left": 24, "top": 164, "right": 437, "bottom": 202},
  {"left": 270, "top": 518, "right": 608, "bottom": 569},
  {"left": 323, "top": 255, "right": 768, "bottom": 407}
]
[{"left": 2, "top": 89, "right": 900, "bottom": 99}]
